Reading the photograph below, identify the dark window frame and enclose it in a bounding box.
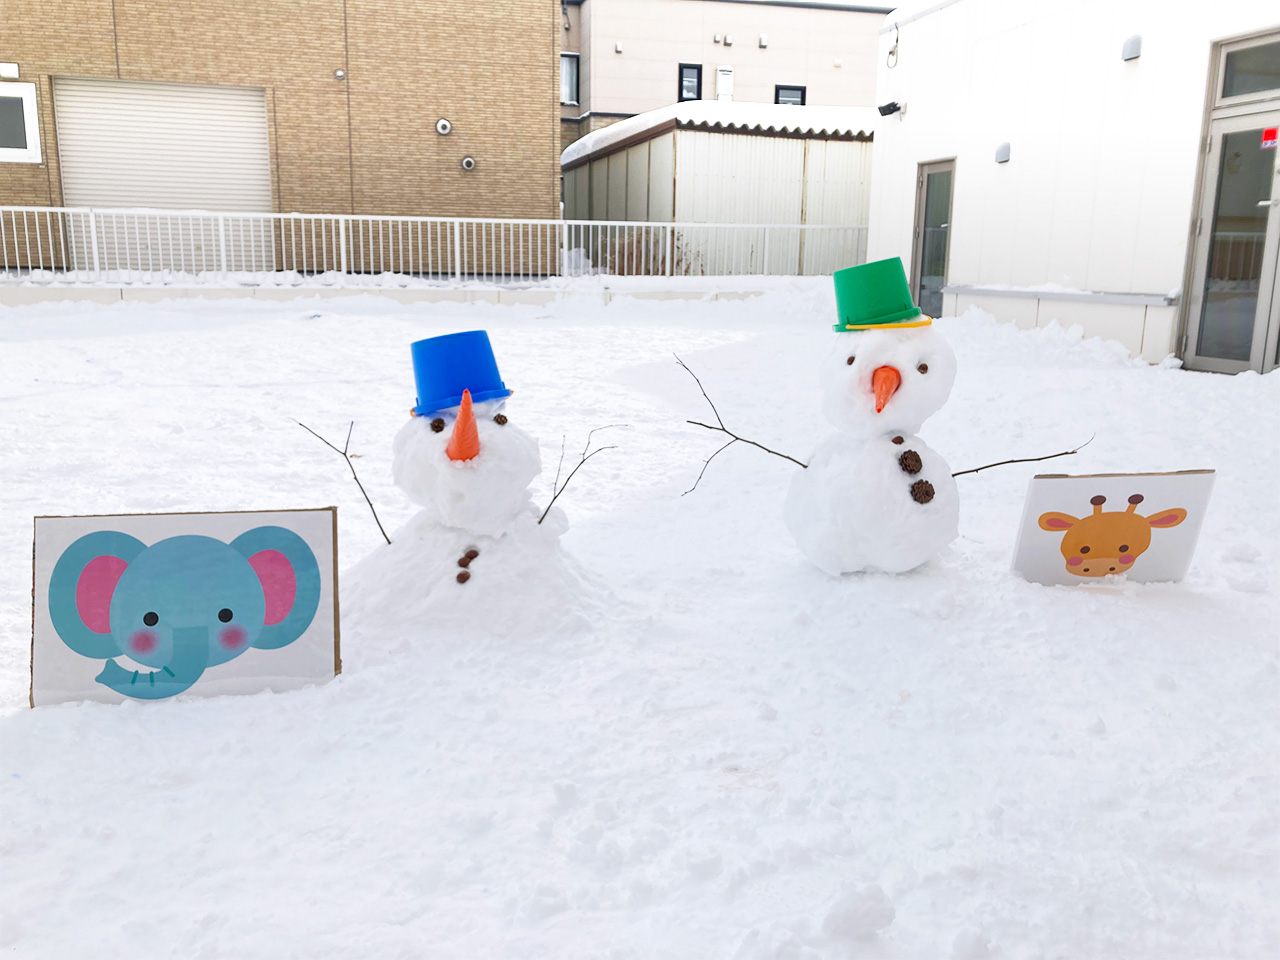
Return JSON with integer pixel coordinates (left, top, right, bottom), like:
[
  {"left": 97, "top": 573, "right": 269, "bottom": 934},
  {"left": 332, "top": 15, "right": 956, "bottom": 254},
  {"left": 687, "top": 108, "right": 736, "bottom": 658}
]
[
  {"left": 679, "top": 63, "right": 702, "bottom": 102},
  {"left": 560, "top": 52, "right": 580, "bottom": 106},
  {"left": 774, "top": 84, "right": 807, "bottom": 106}
]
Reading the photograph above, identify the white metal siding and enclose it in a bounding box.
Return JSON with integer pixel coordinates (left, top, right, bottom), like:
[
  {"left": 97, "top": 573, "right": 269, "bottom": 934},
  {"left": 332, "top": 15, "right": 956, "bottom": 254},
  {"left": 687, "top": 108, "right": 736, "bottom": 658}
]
[{"left": 53, "top": 78, "right": 272, "bottom": 211}]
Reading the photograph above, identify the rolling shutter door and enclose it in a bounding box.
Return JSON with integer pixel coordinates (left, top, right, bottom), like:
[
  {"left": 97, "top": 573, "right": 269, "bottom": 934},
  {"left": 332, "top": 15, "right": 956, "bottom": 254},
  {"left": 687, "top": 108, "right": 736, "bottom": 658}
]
[{"left": 53, "top": 78, "right": 272, "bottom": 211}]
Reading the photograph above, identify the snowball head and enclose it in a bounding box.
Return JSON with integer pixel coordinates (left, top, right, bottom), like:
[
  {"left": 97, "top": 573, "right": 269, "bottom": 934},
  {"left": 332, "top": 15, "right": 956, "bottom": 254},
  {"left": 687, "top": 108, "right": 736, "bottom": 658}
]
[
  {"left": 820, "top": 325, "right": 956, "bottom": 437},
  {"left": 392, "top": 398, "right": 542, "bottom": 537},
  {"left": 785, "top": 432, "right": 958, "bottom": 575}
]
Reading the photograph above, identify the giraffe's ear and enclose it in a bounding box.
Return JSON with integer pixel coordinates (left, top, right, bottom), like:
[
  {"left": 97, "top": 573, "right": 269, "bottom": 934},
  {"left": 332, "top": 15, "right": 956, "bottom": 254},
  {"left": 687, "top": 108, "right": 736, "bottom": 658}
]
[
  {"left": 1145, "top": 507, "right": 1188, "bottom": 529},
  {"left": 1038, "top": 512, "right": 1079, "bottom": 531}
]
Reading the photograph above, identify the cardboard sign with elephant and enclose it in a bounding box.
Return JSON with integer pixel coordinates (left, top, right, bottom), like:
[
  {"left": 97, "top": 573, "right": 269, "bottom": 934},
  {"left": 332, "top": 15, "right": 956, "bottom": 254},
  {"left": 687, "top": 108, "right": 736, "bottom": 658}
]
[{"left": 31, "top": 508, "right": 341, "bottom": 707}]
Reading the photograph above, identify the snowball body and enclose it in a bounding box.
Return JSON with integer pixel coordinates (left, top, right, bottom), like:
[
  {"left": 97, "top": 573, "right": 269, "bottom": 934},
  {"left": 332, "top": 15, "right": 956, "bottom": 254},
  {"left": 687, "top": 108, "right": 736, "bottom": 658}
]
[{"left": 786, "top": 326, "right": 959, "bottom": 575}]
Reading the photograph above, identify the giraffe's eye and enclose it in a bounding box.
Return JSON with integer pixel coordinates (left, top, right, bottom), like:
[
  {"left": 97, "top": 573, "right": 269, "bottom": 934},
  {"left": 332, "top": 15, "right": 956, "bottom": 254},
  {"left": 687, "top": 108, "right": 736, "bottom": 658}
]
[
  {"left": 846, "top": 356, "right": 856, "bottom": 365},
  {"left": 917, "top": 362, "right": 929, "bottom": 374},
  {"left": 1079, "top": 546, "right": 1090, "bottom": 554},
  {"left": 1118, "top": 544, "right": 1129, "bottom": 553}
]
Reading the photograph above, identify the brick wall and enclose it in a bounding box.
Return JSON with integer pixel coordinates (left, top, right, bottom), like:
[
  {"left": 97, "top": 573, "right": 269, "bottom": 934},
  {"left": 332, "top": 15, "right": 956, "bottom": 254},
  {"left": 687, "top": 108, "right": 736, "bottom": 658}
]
[{"left": 0, "top": 0, "right": 560, "bottom": 219}]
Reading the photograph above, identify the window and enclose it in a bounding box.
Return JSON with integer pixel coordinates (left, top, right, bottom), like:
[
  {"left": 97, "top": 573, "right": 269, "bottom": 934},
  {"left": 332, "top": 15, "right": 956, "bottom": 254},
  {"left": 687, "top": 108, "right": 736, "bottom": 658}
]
[
  {"left": 1222, "top": 39, "right": 1280, "bottom": 98},
  {"left": 679, "top": 63, "right": 702, "bottom": 101},
  {"left": 560, "top": 53, "right": 579, "bottom": 106},
  {"left": 775, "top": 85, "right": 806, "bottom": 106},
  {"left": 0, "top": 82, "right": 41, "bottom": 163}
]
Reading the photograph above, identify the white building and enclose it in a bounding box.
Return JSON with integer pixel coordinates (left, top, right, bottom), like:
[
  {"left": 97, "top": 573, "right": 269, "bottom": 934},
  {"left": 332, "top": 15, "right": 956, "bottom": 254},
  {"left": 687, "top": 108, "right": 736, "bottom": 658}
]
[
  {"left": 867, "top": 0, "right": 1280, "bottom": 372},
  {"left": 560, "top": 0, "right": 892, "bottom": 150}
]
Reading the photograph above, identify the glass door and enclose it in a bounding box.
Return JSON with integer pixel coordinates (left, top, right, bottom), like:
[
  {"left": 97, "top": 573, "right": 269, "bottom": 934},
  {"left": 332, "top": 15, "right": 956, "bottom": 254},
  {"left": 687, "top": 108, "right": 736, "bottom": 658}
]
[
  {"left": 913, "top": 160, "right": 954, "bottom": 317},
  {"left": 1184, "top": 110, "right": 1280, "bottom": 373}
]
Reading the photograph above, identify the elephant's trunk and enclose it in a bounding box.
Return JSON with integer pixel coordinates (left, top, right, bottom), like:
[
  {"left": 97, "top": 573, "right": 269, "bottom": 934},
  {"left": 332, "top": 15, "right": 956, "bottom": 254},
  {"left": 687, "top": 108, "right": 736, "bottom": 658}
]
[{"left": 96, "top": 626, "right": 211, "bottom": 701}]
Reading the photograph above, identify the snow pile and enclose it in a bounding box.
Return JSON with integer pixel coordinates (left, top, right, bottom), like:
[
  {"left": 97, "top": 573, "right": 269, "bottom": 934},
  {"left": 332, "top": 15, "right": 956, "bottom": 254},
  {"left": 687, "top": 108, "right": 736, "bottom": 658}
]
[{"left": 0, "top": 279, "right": 1276, "bottom": 958}]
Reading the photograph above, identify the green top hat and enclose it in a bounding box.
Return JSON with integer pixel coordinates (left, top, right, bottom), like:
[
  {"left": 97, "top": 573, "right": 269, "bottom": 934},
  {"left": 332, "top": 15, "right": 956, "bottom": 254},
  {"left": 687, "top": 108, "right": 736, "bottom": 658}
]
[{"left": 832, "top": 257, "right": 929, "bottom": 332}]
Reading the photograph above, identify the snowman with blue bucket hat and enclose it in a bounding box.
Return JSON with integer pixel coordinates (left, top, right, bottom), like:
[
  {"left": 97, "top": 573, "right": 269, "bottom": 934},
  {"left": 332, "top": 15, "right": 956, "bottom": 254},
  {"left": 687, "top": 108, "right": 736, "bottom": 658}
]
[
  {"left": 390, "top": 331, "right": 548, "bottom": 578},
  {"left": 784, "top": 257, "right": 960, "bottom": 574}
]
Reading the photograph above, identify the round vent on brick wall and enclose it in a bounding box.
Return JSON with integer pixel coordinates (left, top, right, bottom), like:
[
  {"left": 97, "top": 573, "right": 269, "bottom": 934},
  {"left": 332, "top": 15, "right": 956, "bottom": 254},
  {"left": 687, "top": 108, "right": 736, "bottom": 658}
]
[
  {"left": 436, "top": 118, "right": 452, "bottom": 136},
  {"left": 461, "top": 156, "right": 476, "bottom": 171}
]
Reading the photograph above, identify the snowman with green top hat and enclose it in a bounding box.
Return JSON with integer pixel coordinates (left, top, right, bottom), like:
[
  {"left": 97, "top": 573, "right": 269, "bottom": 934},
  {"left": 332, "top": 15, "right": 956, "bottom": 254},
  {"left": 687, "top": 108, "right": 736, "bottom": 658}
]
[{"left": 784, "top": 257, "right": 959, "bottom": 575}]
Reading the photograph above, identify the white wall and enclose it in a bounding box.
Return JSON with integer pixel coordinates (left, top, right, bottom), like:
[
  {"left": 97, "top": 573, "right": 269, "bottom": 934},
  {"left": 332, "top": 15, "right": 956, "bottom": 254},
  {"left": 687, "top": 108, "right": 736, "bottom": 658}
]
[
  {"left": 570, "top": 0, "right": 886, "bottom": 115},
  {"left": 867, "top": 0, "right": 1280, "bottom": 358}
]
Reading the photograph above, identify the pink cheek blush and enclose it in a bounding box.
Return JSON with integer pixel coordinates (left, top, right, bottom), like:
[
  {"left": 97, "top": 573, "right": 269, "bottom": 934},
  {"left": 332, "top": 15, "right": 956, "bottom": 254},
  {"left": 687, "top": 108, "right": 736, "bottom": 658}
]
[
  {"left": 1119, "top": 554, "right": 1134, "bottom": 564},
  {"left": 128, "top": 630, "right": 158, "bottom": 655},
  {"left": 1067, "top": 556, "right": 1084, "bottom": 567},
  {"left": 218, "top": 625, "right": 249, "bottom": 650}
]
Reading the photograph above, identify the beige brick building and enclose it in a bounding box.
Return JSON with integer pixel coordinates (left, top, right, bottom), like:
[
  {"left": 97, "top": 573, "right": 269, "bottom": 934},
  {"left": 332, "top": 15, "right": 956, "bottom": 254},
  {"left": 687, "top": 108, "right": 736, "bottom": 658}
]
[{"left": 0, "top": 0, "right": 562, "bottom": 219}]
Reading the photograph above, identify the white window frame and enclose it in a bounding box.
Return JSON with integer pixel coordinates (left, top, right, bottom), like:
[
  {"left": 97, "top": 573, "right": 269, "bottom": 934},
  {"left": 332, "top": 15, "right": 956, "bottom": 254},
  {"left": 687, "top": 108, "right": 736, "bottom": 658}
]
[
  {"left": 0, "top": 81, "right": 42, "bottom": 163},
  {"left": 560, "top": 53, "right": 580, "bottom": 106},
  {"left": 1214, "top": 31, "right": 1280, "bottom": 110}
]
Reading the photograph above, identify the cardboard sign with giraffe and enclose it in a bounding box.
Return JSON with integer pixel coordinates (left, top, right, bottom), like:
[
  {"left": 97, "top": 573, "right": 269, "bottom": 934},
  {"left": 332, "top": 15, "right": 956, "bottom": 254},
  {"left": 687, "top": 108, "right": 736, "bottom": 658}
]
[{"left": 1013, "top": 470, "right": 1215, "bottom": 586}]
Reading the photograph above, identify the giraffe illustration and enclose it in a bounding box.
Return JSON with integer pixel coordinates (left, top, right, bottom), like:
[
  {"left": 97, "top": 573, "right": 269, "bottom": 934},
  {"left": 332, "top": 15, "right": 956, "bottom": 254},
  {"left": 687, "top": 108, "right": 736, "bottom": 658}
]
[{"left": 1038, "top": 494, "right": 1188, "bottom": 578}]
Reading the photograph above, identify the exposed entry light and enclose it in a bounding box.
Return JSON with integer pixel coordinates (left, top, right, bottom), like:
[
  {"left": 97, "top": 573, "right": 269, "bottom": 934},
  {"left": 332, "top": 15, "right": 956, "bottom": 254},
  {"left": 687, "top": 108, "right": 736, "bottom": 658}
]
[
  {"left": 333, "top": 68, "right": 346, "bottom": 80},
  {"left": 877, "top": 101, "right": 902, "bottom": 116},
  {"left": 1121, "top": 35, "right": 1142, "bottom": 61},
  {"left": 995, "top": 142, "right": 1011, "bottom": 163}
]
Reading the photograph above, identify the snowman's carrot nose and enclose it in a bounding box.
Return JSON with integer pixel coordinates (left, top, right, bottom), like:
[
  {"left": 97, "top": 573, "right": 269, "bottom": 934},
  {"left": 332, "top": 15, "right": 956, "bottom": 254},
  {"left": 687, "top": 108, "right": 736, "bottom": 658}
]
[
  {"left": 872, "top": 366, "right": 901, "bottom": 413},
  {"left": 446, "top": 389, "right": 480, "bottom": 461}
]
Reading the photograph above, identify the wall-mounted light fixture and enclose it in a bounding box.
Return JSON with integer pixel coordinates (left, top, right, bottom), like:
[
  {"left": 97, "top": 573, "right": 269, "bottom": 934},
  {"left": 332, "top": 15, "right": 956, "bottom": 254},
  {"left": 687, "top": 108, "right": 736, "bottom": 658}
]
[
  {"left": 1121, "top": 35, "right": 1142, "bottom": 61},
  {"left": 877, "top": 101, "right": 903, "bottom": 117},
  {"left": 435, "top": 118, "right": 452, "bottom": 136},
  {"left": 723, "top": 34, "right": 733, "bottom": 46},
  {"left": 333, "top": 68, "right": 346, "bottom": 80},
  {"left": 714, "top": 33, "right": 722, "bottom": 43},
  {"left": 995, "top": 142, "right": 1011, "bottom": 163},
  {"left": 461, "top": 156, "right": 476, "bottom": 171},
  {"left": 0, "top": 62, "right": 18, "bottom": 79},
  {"left": 759, "top": 34, "right": 768, "bottom": 48},
  {"left": 615, "top": 41, "right": 623, "bottom": 53}
]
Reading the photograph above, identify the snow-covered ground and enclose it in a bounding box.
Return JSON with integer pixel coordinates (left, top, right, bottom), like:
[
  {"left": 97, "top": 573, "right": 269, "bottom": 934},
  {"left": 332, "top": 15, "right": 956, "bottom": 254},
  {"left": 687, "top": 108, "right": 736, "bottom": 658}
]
[{"left": 1, "top": 279, "right": 1277, "bottom": 958}]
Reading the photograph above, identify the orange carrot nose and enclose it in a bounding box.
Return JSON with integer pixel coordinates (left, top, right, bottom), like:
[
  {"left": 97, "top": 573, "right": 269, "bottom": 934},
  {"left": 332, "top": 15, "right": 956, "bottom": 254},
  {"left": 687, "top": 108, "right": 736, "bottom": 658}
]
[
  {"left": 445, "top": 389, "right": 480, "bottom": 461},
  {"left": 872, "top": 366, "right": 901, "bottom": 413}
]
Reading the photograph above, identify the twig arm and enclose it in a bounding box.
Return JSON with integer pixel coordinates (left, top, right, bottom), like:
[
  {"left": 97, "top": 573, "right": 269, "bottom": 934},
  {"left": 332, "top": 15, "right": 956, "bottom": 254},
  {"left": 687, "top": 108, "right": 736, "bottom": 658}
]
[
  {"left": 951, "top": 434, "right": 1095, "bottom": 478},
  {"left": 295, "top": 419, "right": 392, "bottom": 545}
]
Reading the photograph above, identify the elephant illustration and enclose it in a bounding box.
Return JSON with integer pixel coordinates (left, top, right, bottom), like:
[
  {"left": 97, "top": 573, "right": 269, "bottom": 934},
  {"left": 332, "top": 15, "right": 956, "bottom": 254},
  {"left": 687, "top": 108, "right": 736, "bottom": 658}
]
[{"left": 48, "top": 526, "right": 321, "bottom": 700}]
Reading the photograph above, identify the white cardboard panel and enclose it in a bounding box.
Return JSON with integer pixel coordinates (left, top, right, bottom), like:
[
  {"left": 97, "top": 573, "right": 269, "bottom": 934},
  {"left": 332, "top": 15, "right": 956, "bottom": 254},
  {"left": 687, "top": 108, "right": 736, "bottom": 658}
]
[{"left": 32, "top": 508, "right": 340, "bottom": 708}]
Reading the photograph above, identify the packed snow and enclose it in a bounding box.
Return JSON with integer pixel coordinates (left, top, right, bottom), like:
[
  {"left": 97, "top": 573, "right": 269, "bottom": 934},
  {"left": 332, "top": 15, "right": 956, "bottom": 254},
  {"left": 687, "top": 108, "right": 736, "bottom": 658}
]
[{"left": 0, "top": 279, "right": 1277, "bottom": 958}]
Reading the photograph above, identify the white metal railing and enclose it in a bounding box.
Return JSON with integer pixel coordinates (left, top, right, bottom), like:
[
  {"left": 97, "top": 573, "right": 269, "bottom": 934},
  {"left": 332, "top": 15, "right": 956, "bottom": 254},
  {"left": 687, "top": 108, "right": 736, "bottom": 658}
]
[
  {"left": 0, "top": 206, "right": 868, "bottom": 286},
  {"left": 1209, "top": 231, "right": 1267, "bottom": 282}
]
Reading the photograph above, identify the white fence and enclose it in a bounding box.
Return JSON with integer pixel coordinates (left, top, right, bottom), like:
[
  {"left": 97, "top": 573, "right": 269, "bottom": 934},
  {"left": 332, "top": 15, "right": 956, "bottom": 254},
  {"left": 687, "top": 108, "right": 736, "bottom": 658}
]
[{"left": 0, "top": 206, "right": 868, "bottom": 286}]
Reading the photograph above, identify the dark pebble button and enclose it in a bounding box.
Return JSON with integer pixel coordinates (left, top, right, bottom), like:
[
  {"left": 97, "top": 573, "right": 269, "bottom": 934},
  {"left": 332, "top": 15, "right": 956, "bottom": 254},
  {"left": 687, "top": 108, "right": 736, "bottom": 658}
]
[
  {"left": 892, "top": 436, "right": 904, "bottom": 445},
  {"left": 465, "top": 548, "right": 479, "bottom": 560},
  {"left": 457, "top": 556, "right": 471, "bottom": 568},
  {"left": 456, "top": 571, "right": 471, "bottom": 583}
]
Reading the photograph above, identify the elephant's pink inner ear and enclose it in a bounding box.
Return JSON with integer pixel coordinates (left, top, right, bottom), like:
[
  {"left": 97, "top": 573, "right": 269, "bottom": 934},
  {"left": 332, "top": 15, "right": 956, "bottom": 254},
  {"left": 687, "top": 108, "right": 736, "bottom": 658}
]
[
  {"left": 76, "top": 556, "right": 129, "bottom": 634},
  {"left": 249, "top": 550, "right": 296, "bottom": 626}
]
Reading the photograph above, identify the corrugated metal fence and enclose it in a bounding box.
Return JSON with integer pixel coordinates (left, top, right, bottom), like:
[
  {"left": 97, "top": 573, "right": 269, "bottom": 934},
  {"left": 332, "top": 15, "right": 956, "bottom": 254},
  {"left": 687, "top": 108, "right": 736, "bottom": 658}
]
[{"left": 0, "top": 206, "right": 868, "bottom": 285}]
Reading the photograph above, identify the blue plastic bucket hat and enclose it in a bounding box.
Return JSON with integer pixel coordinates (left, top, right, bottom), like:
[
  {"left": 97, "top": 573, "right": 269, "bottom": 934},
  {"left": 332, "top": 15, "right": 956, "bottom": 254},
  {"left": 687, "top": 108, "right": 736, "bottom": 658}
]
[{"left": 410, "top": 330, "right": 511, "bottom": 416}]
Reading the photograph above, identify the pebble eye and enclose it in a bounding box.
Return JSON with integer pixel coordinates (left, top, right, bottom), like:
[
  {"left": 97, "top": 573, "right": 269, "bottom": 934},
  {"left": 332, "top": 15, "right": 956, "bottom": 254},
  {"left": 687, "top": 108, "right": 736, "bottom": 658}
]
[
  {"left": 143, "top": 611, "right": 159, "bottom": 627},
  {"left": 1079, "top": 546, "right": 1090, "bottom": 554},
  {"left": 1118, "top": 544, "right": 1129, "bottom": 553},
  {"left": 430, "top": 417, "right": 445, "bottom": 433},
  {"left": 846, "top": 356, "right": 856, "bottom": 366},
  {"left": 493, "top": 414, "right": 508, "bottom": 425},
  {"left": 917, "top": 363, "right": 929, "bottom": 374},
  {"left": 218, "top": 608, "right": 233, "bottom": 623}
]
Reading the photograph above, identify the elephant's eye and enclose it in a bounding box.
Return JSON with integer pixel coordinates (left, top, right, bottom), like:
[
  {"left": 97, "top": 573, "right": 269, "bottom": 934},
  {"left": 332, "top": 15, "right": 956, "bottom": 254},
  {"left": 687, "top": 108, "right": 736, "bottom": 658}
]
[
  {"left": 143, "top": 611, "right": 158, "bottom": 626},
  {"left": 218, "top": 608, "right": 233, "bottom": 623}
]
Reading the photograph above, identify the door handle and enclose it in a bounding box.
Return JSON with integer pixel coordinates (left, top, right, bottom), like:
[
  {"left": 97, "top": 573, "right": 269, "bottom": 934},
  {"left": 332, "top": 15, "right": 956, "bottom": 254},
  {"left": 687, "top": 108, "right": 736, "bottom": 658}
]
[{"left": 1258, "top": 199, "right": 1280, "bottom": 207}]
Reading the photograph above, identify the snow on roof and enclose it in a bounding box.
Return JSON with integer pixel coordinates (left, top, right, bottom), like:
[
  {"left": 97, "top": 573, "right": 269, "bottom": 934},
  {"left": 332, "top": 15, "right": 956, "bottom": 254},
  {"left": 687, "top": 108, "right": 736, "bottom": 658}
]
[{"left": 560, "top": 101, "right": 877, "bottom": 169}]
